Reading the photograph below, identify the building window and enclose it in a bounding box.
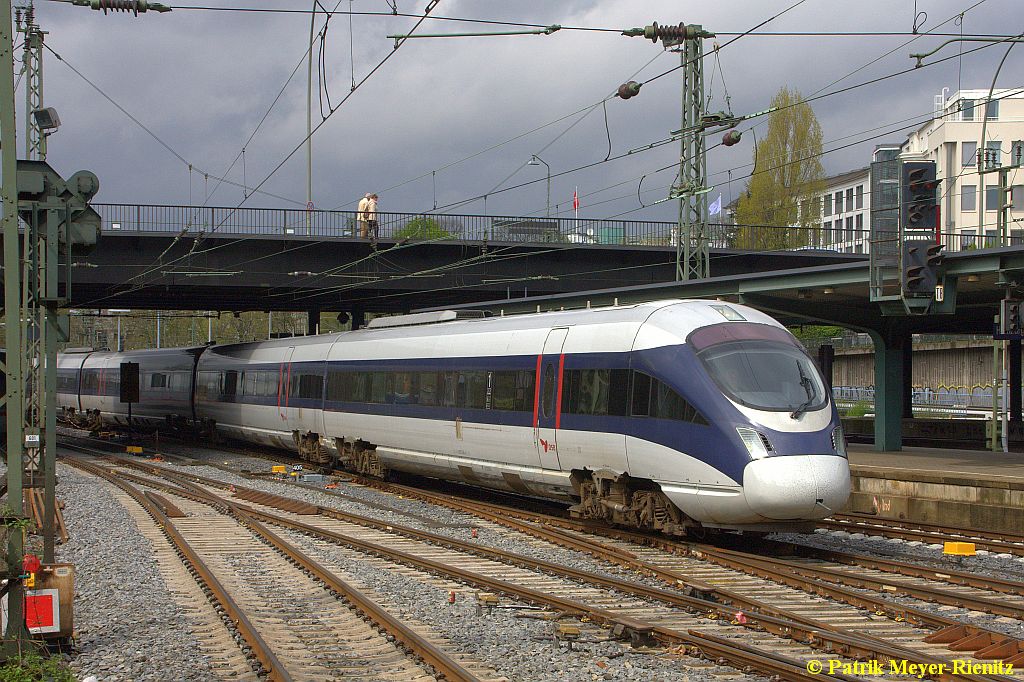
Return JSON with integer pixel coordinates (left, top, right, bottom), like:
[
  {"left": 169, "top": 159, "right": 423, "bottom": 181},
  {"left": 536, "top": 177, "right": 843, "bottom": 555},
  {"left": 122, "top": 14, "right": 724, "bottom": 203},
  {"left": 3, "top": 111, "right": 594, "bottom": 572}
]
[
  {"left": 835, "top": 191, "right": 843, "bottom": 214},
  {"left": 1013, "top": 185, "right": 1024, "bottom": 209},
  {"left": 962, "top": 184, "right": 976, "bottom": 211},
  {"left": 961, "top": 99, "right": 975, "bottom": 121},
  {"left": 962, "top": 141, "right": 977, "bottom": 167},
  {"left": 856, "top": 184, "right": 864, "bottom": 209},
  {"left": 823, "top": 194, "right": 832, "bottom": 217},
  {"left": 960, "top": 229, "right": 976, "bottom": 249},
  {"left": 985, "top": 140, "right": 1001, "bottom": 168},
  {"left": 855, "top": 213, "right": 864, "bottom": 235},
  {"left": 985, "top": 99, "right": 999, "bottom": 120},
  {"left": 845, "top": 216, "right": 853, "bottom": 241},
  {"left": 986, "top": 185, "right": 999, "bottom": 211},
  {"left": 845, "top": 188, "right": 854, "bottom": 212},
  {"left": 1012, "top": 229, "right": 1024, "bottom": 246}
]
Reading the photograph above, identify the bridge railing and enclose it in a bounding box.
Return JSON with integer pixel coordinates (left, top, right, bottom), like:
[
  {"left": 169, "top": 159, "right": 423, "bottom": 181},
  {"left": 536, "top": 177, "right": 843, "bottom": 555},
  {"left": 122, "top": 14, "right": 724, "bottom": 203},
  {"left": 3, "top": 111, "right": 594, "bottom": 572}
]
[
  {"left": 90, "top": 204, "right": 1024, "bottom": 254},
  {"left": 92, "top": 204, "right": 872, "bottom": 250},
  {"left": 94, "top": 203, "right": 683, "bottom": 246}
]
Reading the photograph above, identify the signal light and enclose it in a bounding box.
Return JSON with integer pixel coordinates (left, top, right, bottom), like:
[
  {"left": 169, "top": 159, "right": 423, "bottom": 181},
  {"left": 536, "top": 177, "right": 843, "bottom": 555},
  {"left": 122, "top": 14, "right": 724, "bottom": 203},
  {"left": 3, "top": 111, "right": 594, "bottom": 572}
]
[
  {"left": 900, "top": 161, "right": 938, "bottom": 233},
  {"left": 1001, "top": 299, "right": 1023, "bottom": 335},
  {"left": 901, "top": 240, "right": 938, "bottom": 296}
]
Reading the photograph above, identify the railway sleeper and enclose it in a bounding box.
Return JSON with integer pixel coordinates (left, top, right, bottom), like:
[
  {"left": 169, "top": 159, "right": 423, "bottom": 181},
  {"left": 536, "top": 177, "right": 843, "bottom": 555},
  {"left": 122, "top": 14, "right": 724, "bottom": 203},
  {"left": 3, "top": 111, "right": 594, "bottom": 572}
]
[
  {"left": 926, "top": 625, "right": 1024, "bottom": 664},
  {"left": 569, "top": 469, "right": 697, "bottom": 536}
]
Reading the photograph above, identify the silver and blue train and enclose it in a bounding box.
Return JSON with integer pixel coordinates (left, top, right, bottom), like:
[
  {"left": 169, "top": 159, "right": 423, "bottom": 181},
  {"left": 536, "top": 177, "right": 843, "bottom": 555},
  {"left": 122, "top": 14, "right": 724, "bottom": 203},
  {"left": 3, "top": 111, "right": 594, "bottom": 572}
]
[{"left": 56, "top": 299, "right": 851, "bottom": 535}]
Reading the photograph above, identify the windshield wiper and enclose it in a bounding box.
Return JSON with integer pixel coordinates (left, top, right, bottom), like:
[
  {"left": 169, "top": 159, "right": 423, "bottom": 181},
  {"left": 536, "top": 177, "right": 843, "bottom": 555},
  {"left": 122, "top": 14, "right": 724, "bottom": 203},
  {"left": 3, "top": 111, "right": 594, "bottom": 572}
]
[
  {"left": 791, "top": 360, "right": 816, "bottom": 419},
  {"left": 790, "top": 396, "right": 816, "bottom": 419}
]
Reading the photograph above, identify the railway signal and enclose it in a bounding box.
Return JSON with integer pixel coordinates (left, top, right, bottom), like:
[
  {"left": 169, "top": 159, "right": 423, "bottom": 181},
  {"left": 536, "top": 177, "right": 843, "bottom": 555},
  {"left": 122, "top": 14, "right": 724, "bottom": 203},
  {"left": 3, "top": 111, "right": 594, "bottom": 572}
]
[
  {"left": 900, "top": 160, "right": 938, "bottom": 235},
  {"left": 1001, "top": 299, "right": 1023, "bottom": 336}
]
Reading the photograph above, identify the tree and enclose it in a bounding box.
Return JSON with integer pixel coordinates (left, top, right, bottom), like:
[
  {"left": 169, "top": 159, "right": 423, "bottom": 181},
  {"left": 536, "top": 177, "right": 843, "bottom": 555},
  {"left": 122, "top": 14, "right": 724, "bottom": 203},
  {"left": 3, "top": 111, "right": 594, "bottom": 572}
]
[
  {"left": 734, "top": 87, "right": 825, "bottom": 251},
  {"left": 395, "top": 217, "right": 451, "bottom": 241}
]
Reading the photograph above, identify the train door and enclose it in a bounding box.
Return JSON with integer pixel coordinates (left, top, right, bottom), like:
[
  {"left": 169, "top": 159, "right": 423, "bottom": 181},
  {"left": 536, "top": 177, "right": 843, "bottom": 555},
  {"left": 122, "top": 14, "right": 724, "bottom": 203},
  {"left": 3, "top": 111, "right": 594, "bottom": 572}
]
[
  {"left": 278, "top": 347, "right": 296, "bottom": 433},
  {"left": 535, "top": 328, "right": 567, "bottom": 470}
]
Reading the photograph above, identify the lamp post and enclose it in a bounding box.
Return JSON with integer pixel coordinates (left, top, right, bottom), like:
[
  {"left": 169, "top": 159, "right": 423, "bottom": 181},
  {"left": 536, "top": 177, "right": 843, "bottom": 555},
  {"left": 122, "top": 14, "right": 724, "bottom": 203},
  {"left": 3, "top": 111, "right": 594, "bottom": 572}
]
[{"left": 528, "top": 155, "right": 551, "bottom": 218}]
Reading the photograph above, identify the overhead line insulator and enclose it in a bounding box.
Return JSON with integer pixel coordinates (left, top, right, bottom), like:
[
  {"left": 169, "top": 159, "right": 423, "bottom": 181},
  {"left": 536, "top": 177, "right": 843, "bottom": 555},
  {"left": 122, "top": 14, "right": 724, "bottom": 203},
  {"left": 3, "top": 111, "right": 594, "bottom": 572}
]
[{"left": 70, "top": 0, "right": 172, "bottom": 15}]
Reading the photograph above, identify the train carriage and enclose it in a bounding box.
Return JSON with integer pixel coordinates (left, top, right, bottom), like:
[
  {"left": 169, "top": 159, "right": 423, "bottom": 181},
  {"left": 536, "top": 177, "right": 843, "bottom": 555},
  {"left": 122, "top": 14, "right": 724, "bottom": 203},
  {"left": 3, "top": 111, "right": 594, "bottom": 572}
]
[{"left": 57, "top": 299, "right": 851, "bottom": 536}]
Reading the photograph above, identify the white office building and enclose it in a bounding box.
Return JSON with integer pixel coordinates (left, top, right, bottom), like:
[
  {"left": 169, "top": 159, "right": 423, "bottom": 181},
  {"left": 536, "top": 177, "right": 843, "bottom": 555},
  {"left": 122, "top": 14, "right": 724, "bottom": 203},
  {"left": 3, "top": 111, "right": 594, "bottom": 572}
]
[{"left": 902, "top": 88, "right": 1024, "bottom": 250}]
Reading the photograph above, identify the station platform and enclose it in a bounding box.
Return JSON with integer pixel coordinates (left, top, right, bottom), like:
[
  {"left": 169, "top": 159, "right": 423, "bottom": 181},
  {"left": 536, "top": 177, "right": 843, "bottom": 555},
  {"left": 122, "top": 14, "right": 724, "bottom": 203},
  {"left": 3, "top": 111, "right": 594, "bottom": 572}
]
[{"left": 845, "top": 445, "right": 1024, "bottom": 534}]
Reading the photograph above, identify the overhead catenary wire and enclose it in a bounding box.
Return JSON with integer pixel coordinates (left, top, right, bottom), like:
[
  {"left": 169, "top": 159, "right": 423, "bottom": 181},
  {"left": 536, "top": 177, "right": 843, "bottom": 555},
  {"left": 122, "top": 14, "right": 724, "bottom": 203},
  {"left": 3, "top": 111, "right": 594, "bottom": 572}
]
[
  {"left": 64, "top": 1, "right": 1015, "bottom": 305},
  {"left": 41, "top": 42, "right": 306, "bottom": 207},
  {"left": 81, "top": 82, "right": 1024, "bottom": 313},
  {"left": 114, "top": 0, "right": 443, "bottom": 294}
]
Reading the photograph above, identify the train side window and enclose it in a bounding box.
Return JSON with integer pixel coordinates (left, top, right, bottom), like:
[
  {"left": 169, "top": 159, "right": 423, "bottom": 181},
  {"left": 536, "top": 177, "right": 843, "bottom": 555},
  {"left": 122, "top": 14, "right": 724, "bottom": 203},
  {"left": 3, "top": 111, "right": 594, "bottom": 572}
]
[
  {"left": 418, "top": 372, "right": 439, "bottom": 406},
  {"left": 578, "top": 369, "right": 611, "bottom": 415},
  {"left": 393, "top": 372, "right": 418, "bottom": 404},
  {"left": 297, "top": 374, "right": 324, "bottom": 400},
  {"left": 515, "top": 370, "right": 535, "bottom": 411},
  {"left": 460, "top": 371, "right": 487, "bottom": 409},
  {"left": 223, "top": 370, "right": 237, "bottom": 396},
  {"left": 491, "top": 371, "right": 518, "bottom": 410},
  {"left": 561, "top": 370, "right": 580, "bottom": 414},
  {"left": 244, "top": 372, "right": 257, "bottom": 397},
  {"left": 369, "top": 372, "right": 387, "bottom": 403},
  {"left": 151, "top": 372, "right": 167, "bottom": 389},
  {"left": 630, "top": 371, "right": 652, "bottom": 416},
  {"left": 608, "top": 369, "right": 629, "bottom": 416},
  {"left": 542, "top": 364, "right": 556, "bottom": 418},
  {"left": 326, "top": 370, "right": 348, "bottom": 402},
  {"left": 441, "top": 372, "right": 458, "bottom": 407}
]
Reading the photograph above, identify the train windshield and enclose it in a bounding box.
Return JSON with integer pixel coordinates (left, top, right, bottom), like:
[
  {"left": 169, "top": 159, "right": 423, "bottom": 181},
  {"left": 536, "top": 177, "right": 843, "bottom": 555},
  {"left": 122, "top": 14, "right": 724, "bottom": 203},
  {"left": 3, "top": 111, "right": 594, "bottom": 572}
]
[{"left": 690, "top": 324, "right": 828, "bottom": 412}]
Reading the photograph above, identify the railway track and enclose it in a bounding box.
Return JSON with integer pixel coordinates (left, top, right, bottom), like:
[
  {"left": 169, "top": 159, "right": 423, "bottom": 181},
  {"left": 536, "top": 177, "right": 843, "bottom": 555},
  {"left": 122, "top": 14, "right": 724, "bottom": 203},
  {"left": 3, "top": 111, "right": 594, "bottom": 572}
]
[
  {"left": 820, "top": 513, "right": 1024, "bottom": 557},
  {"left": 62, "top": 451, "right": 498, "bottom": 682},
  {"left": 331, "top": 476, "right": 1024, "bottom": 673},
  {"left": 70, "top": 444, "right": 1024, "bottom": 681}
]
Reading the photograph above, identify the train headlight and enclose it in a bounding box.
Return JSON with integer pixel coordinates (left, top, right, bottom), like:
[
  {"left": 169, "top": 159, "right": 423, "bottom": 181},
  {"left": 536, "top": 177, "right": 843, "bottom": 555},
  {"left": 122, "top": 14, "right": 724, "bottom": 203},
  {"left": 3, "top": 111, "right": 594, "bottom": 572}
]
[
  {"left": 736, "top": 427, "right": 774, "bottom": 460},
  {"left": 832, "top": 425, "right": 848, "bottom": 458}
]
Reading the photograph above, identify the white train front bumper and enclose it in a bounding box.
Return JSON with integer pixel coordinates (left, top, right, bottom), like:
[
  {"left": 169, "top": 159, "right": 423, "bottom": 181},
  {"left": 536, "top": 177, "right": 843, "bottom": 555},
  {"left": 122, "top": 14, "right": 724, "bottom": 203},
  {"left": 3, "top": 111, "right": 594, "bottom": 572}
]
[{"left": 742, "top": 454, "right": 851, "bottom": 520}]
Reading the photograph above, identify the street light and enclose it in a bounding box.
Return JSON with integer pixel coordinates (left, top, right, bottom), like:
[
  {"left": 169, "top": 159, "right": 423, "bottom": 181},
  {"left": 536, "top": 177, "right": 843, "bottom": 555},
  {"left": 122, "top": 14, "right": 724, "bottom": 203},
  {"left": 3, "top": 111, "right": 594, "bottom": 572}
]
[{"left": 527, "top": 154, "right": 550, "bottom": 218}]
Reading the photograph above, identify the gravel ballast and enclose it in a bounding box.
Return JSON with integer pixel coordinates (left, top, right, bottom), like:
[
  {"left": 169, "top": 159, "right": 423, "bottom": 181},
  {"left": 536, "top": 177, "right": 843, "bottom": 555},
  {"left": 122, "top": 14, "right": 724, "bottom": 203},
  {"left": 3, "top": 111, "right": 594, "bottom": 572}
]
[{"left": 56, "top": 462, "right": 216, "bottom": 682}]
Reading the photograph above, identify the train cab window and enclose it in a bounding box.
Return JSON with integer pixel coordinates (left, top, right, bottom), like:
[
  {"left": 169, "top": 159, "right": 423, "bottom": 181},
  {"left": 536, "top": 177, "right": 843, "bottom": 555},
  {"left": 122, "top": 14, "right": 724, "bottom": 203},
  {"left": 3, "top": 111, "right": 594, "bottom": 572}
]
[
  {"left": 150, "top": 372, "right": 167, "bottom": 389},
  {"left": 542, "top": 364, "right": 556, "bottom": 418}
]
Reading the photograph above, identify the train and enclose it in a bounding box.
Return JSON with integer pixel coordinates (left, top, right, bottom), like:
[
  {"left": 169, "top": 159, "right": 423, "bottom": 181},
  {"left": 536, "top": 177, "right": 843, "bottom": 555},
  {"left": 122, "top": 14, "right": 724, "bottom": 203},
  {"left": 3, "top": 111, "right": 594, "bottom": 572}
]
[{"left": 56, "top": 299, "right": 851, "bottom": 535}]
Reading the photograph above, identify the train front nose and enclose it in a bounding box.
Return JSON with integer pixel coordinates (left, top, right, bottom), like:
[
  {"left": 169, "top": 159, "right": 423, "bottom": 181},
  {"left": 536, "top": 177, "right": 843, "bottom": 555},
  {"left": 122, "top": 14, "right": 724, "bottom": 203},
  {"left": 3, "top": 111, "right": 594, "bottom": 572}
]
[{"left": 743, "top": 455, "right": 851, "bottom": 520}]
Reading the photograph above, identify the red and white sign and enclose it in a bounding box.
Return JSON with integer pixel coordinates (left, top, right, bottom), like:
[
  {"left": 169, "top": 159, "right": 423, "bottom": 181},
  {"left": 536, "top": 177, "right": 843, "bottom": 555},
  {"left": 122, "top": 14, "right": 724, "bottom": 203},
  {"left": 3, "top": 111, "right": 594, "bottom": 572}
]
[{"left": 1, "top": 588, "right": 61, "bottom": 634}]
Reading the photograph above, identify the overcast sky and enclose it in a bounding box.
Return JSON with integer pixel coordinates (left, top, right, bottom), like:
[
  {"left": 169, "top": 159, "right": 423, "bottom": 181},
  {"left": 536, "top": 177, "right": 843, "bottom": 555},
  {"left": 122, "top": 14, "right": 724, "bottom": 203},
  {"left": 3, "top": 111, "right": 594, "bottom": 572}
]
[{"left": 17, "top": 0, "right": 1024, "bottom": 222}]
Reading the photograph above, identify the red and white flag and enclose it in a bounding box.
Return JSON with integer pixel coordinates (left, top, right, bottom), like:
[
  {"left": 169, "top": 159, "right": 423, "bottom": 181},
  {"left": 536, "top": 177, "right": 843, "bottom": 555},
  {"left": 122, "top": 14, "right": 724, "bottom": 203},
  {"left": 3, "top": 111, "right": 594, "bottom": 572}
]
[{"left": 573, "top": 187, "right": 579, "bottom": 218}]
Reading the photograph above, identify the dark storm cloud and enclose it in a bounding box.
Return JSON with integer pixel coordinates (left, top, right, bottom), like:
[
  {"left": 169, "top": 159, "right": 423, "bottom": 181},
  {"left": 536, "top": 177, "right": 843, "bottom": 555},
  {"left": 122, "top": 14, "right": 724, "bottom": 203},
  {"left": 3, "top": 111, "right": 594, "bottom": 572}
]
[{"left": 24, "top": 0, "right": 1022, "bottom": 222}]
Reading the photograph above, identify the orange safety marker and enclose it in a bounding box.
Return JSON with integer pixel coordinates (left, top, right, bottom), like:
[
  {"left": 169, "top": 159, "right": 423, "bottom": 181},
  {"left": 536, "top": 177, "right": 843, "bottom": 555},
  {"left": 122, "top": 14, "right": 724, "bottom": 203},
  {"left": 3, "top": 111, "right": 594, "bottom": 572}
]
[{"left": 943, "top": 541, "right": 976, "bottom": 556}]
